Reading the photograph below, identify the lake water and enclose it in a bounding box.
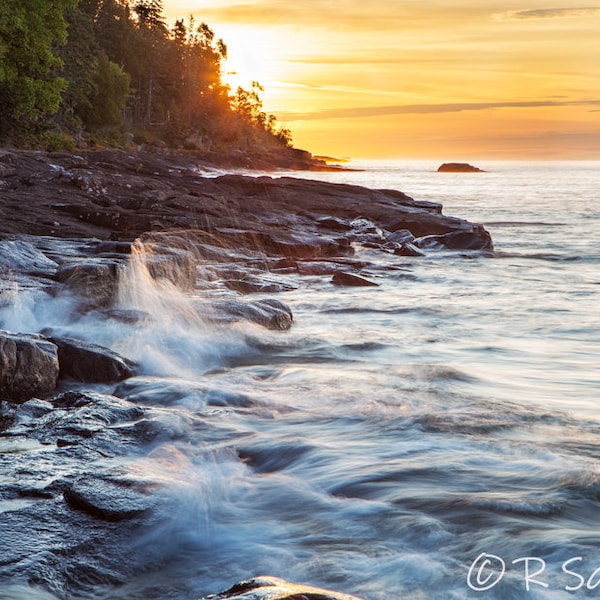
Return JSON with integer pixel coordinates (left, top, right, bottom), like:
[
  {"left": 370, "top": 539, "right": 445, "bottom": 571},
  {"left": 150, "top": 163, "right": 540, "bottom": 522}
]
[{"left": 1, "top": 160, "right": 599, "bottom": 599}]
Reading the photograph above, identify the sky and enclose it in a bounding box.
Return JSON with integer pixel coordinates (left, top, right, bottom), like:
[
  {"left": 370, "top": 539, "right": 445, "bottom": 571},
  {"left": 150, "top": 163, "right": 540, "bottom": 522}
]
[{"left": 162, "top": 1, "right": 600, "bottom": 160}]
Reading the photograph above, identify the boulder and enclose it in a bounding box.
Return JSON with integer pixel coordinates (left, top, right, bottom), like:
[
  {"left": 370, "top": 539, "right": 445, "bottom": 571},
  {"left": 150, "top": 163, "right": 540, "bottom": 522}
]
[
  {"left": 56, "top": 259, "right": 120, "bottom": 307},
  {"left": 208, "top": 298, "right": 293, "bottom": 331},
  {"left": 331, "top": 272, "right": 379, "bottom": 287},
  {"left": 207, "top": 576, "right": 363, "bottom": 600},
  {"left": 0, "top": 332, "right": 59, "bottom": 402},
  {"left": 384, "top": 229, "right": 415, "bottom": 245},
  {"left": 64, "top": 476, "right": 155, "bottom": 522},
  {"left": 437, "top": 162, "right": 484, "bottom": 172},
  {"left": 416, "top": 227, "right": 493, "bottom": 251},
  {"left": 50, "top": 336, "right": 136, "bottom": 383}
]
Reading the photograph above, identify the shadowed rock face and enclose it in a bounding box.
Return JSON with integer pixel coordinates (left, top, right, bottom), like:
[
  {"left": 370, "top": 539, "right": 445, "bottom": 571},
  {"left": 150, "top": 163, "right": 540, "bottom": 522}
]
[
  {"left": 0, "top": 332, "right": 59, "bottom": 402},
  {"left": 49, "top": 336, "right": 136, "bottom": 383},
  {"left": 205, "top": 576, "right": 364, "bottom": 600}
]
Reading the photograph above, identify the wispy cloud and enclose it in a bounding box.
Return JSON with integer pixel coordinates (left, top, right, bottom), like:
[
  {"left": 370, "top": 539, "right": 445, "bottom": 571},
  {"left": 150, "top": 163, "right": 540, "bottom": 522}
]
[
  {"left": 279, "top": 99, "right": 600, "bottom": 121},
  {"left": 495, "top": 6, "right": 600, "bottom": 20}
]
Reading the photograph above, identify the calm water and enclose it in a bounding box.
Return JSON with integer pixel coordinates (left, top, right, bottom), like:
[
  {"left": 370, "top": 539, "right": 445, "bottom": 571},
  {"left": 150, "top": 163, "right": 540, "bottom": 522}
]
[{"left": 1, "top": 161, "right": 599, "bottom": 599}]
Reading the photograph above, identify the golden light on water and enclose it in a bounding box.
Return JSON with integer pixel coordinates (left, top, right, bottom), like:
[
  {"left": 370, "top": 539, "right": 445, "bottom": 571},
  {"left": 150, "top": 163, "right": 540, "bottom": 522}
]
[{"left": 163, "top": 1, "right": 600, "bottom": 160}]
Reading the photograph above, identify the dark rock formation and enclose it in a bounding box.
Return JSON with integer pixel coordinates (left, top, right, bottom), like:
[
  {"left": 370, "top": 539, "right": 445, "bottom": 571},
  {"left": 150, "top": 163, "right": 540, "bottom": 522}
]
[
  {"left": 393, "top": 242, "right": 425, "bottom": 256},
  {"left": 331, "top": 272, "right": 378, "bottom": 287},
  {"left": 0, "top": 149, "right": 492, "bottom": 253},
  {"left": 416, "top": 227, "right": 493, "bottom": 251},
  {"left": 56, "top": 260, "right": 120, "bottom": 307},
  {"left": 64, "top": 476, "right": 155, "bottom": 522},
  {"left": 437, "top": 162, "right": 484, "bottom": 172},
  {"left": 206, "top": 576, "right": 363, "bottom": 600},
  {"left": 49, "top": 336, "right": 136, "bottom": 383},
  {"left": 0, "top": 332, "right": 59, "bottom": 402},
  {"left": 208, "top": 298, "right": 293, "bottom": 331}
]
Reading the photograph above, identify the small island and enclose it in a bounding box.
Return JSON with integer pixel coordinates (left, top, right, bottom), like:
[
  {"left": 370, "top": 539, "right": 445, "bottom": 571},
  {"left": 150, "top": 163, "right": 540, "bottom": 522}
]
[{"left": 437, "top": 162, "right": 485, "bottom": 172}]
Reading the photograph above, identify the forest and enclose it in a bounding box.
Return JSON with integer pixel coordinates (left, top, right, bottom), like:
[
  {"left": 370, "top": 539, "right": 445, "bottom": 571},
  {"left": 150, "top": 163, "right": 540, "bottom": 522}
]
[{"left": 0, "top": 0, "right": 292, "bottom": 153}]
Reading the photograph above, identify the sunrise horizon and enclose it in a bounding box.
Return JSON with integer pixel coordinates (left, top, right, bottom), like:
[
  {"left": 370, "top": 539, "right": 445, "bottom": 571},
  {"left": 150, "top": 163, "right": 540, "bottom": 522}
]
[{"left": 161, "top": 1, "right": 600, "bottom": 161}]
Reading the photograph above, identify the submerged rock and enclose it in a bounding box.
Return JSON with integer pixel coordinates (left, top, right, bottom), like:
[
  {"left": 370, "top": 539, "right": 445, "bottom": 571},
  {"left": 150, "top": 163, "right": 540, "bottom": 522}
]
[
  {"left": 0, "top": 332, "right": 59, "bottom": 402},
  {"left": 206, "top": 576, "right": 363, "bottom": 600},
  {"left": 50, "top": 336, "right": 136, "bottom": 383},
  {"left": 331, "top": 272, "right": 379, "bottom": 287}
]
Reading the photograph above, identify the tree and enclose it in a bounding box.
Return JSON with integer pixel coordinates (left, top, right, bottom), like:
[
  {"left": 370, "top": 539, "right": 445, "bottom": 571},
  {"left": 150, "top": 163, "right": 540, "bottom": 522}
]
[
  {"left": 0, "top": 0, "right": 76, "bottom": 138},
  {"left": 79, "top": 53, "right": 131, "bottom": 129}
]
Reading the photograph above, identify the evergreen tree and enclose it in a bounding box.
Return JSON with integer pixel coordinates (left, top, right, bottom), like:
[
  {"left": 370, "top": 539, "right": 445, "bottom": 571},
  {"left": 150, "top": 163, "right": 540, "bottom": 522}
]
[{"left": 0, "top": 0, "right": 75, "bottom": 137}]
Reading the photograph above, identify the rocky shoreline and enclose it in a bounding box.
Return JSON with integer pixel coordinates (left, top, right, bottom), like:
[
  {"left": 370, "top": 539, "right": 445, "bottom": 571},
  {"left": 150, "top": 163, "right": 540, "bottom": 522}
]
[{"left": 0, "top": 148, "right": 493, "bottom": 599}]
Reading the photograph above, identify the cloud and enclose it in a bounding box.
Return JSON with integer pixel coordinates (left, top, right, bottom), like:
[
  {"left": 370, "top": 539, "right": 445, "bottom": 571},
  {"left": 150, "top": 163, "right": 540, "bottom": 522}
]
[
  {"left": 279, "top": 99, "right": 600, "bottom": 121},
  {"left": 495, "top": 7, "right": 600, "bottom": 20}
]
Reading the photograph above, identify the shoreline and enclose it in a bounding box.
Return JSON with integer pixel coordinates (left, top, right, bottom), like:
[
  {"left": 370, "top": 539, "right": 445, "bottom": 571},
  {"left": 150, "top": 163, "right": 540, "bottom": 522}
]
[{"left": 0, "top": 146, "right": 493, "bottom": 600}]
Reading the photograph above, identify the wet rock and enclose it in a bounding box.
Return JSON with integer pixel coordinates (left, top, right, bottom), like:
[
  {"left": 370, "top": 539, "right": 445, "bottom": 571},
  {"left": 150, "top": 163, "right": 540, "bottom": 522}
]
[
  {"left": 0, "top": 163, "right": 17, "bottom": 178},
  {"left": 50, "top": 336, "right": 136, "bottom": 383},
  {"left": 206, "top": 576, "right": 363, "bottom": 600},
  {"left": 144, "top": 248, "right": 197, "bottom": 292},
  {"left": 221, "top": 272, "right": 296, "bottom": 294},
  {"left": 416, "top": 227, "right": 494, "bottom": 251},
  {"left": 35, "top": 391, "right": 145, "bottom": 446},
  {"left": 385, "top": 228, "right": 415, "bottom": 245},
  {"left": 56, "top": 259, "right": 120, "bottom": 307},
  {"left": 317, "top": 216, "right": 353, "bottom": 231},
  {"left": 101, "top": 308, "right": 152, "bottom": 325},
  {"left": 13, "top": 399, "right": 54, "bottom": 425},
  {"left": 209, "top": 298, "right": 293, "bottom": 330},
  {"left": 393, "top": 242, "right": 425, "bottom": 257},
  {"left": 438, "top": 162, "right": 484, "bottom": 172},
  {"left": 114, "top": 376, "right": 257, "bottom": 409},
  {"left": 64, "top": 476, "right": 155, "bottom": 522},
  {"left": 0, "top": 332, "right": 59, "bottom": 402},
  {"left": 261, "top": 231, "right": 354, "bottom": 259},
  {"left": 331, "top": 272, "right": 379, "bottom": 287},
  {"left": 0, "top": 240, "right": 58, "bottom": 277}
]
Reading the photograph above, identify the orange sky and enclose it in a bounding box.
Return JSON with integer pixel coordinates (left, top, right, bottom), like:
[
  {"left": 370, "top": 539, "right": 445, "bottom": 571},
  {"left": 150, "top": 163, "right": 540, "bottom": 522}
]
[{"left": 163, "top": 1, "right": 600, "bottom": 160}]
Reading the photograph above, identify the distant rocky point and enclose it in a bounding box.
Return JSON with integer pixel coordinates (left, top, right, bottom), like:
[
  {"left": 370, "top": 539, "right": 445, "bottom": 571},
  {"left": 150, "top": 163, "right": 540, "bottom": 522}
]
[{"left": 437, "top": 162, "right": 485, "bottom": 173}]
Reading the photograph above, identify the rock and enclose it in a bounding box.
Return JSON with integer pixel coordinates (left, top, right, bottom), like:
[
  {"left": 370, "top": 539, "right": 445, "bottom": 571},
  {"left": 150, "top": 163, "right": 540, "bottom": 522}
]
[
  {"left": 49, "top": 336, "right": 136, "bottom": 383},
  {"left": 0, "top": 240, "right": 58, "bottom": 277},
  {"left": 0, "top": 163, "right": 17, "bottom": 178},
  {"left": 437, "top": 162, "right": 484, "bottom": 172},
  {"left": 316, "top": 216, "right": 353, "bottom": 231},
  {"left": 56, "top": 259, "right": 120, "bottom": 307},
  {"left": 206, "top": 576, "right": 363, "bottom": 600},
  {"left": 331, "top": 272, "right": 379, "bottom": 287},
  {"left": 208, "top": 298, "right": 293, "bottom": 330},
  {"left": 0, "top": 332, "right": 59, "bottom": 402},
  {"left": 143, "top": 247, "right": 197, "bottom": 292},
  {"left": 384, "top": 228, "right": 415, "bottom": 245},
  {"left": 416, "top": 227, "right": 494, "bottom": 251},
  {"left": 393, "top": 242, "right": 425, "bottom": 257},
  {"left": 13, "top": 398, "right": 54, "bottom": 425},
  {"left": 64, "top": 476, "right": 155, "bottom": 522}
]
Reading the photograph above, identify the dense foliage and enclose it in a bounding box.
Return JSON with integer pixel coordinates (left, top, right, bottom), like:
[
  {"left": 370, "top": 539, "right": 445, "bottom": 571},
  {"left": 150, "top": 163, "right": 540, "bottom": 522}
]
[{"left": 0, "top": 0, "right": 291, "bottom": 151}]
